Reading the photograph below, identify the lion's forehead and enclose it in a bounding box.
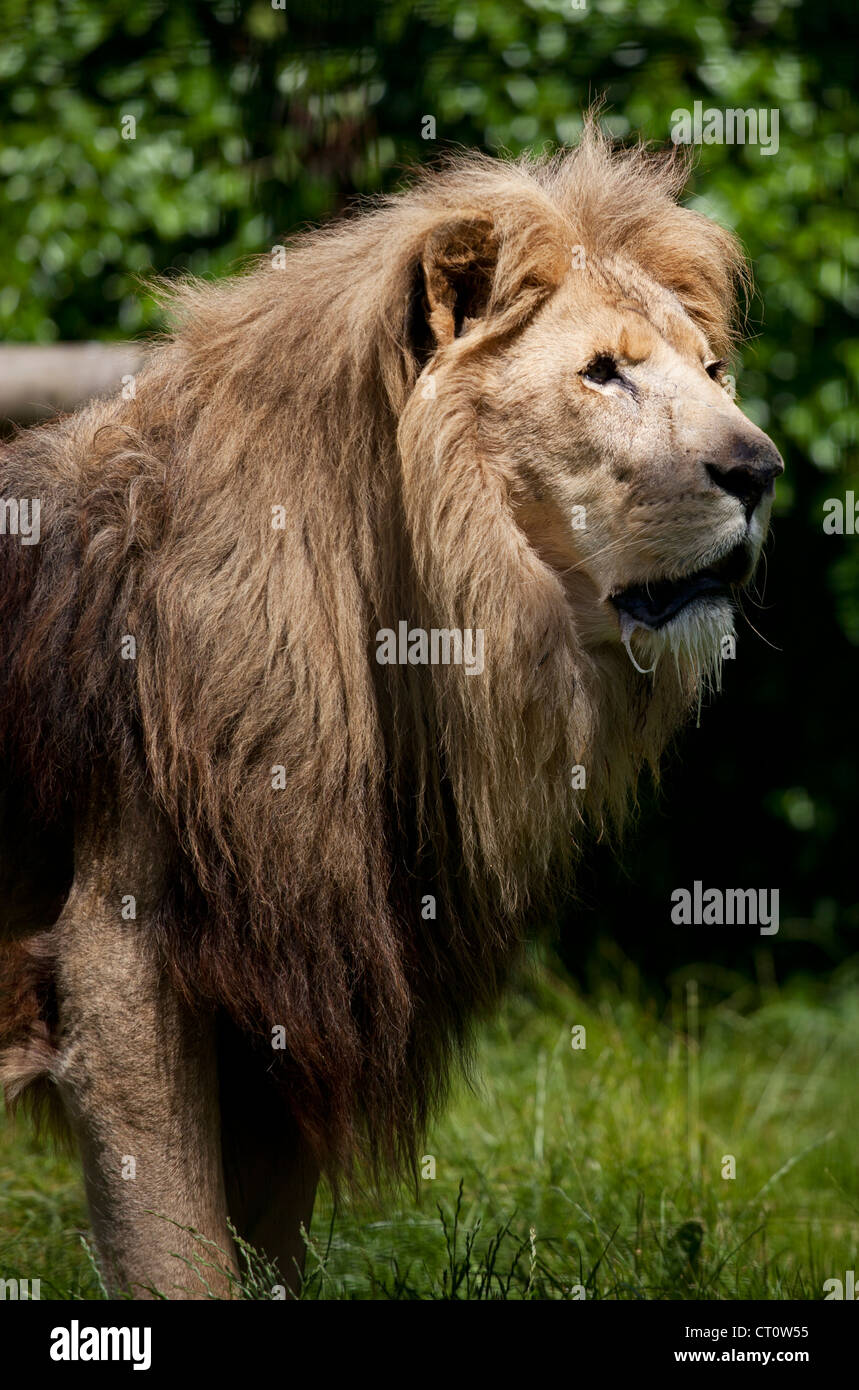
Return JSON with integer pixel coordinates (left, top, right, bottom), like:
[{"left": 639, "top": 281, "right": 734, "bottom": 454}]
[{"left": 573, "top": 255, "right": 709, "bottom": 361}]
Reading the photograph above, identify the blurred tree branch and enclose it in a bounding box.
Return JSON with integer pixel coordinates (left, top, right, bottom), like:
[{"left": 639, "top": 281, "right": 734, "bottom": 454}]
[{"left": 0, "top": 344, "right": 145, "bottom": 428}]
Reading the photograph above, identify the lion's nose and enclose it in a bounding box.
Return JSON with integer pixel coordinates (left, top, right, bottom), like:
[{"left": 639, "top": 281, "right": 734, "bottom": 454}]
[{"left": 704, "top": 435, "right": 784, "bottom": 519}]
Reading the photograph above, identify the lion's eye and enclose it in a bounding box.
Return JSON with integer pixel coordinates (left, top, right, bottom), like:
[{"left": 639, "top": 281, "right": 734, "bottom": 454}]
[
  {"left": 582, "top": 355, "right": 620, "bottom": 385},
  {"left": 705, "top": 358, "right": 727, "bottom": 381}
]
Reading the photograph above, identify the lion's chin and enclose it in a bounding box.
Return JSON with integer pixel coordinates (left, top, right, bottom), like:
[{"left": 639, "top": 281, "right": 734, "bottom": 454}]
[{"left": 615, "top": 594, "right": 737, "bottom": 682}]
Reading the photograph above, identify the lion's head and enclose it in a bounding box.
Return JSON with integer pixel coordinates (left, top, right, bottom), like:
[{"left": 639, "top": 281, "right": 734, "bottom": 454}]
[
  {"left": 487, "top": 253, "right": 781, "bottom": 676},
  {"left": 399, "top": 132, "right": 781, "bottom": 701}
]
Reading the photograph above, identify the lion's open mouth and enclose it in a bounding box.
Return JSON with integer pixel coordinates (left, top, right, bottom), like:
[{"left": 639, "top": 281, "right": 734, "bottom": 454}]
[{"left": 610, "top": 543, "right": 752, "bottom": 631}]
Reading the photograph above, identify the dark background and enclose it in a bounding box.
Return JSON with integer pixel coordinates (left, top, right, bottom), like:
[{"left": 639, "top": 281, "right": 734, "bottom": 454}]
[{"left": 1, "top": 0, "right": 856, "bottom": 992}]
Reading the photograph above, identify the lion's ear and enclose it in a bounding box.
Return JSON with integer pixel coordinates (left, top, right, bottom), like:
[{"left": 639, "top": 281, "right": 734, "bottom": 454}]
[{"left": 420, "top": 217, "right": 499, "bottom": 349}]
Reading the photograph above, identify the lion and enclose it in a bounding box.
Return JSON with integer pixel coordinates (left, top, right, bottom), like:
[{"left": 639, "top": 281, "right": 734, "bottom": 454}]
[{"left": 0, "top": 121, "right": 782, "bottom": 1298}]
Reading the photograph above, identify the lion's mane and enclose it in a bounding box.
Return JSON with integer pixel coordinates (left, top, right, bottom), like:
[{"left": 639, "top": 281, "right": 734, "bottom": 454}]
[{"left": 0, "top": 124, "right": 745, "bottom": 1182}]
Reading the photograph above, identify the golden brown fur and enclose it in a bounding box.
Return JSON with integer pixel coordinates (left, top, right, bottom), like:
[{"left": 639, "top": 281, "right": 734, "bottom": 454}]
[{"left": 0, "top": 122, "right": 777, "bottom": 1195}]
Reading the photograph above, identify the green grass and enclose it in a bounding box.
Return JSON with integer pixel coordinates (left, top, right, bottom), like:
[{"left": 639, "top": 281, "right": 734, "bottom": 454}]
[{"left": 2, "top": 956, "right": 857, "bottom": 1299}]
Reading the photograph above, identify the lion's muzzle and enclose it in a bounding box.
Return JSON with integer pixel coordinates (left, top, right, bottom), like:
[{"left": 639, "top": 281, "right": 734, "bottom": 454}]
[{"left": 702, "top": 427, "right": 784, "bottom": 522}]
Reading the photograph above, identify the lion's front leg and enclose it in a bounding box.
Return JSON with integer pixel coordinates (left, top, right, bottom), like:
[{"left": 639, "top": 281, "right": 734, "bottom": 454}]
[{"left": 53, "top": 804, "right": 237, "bottom": 1300}]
